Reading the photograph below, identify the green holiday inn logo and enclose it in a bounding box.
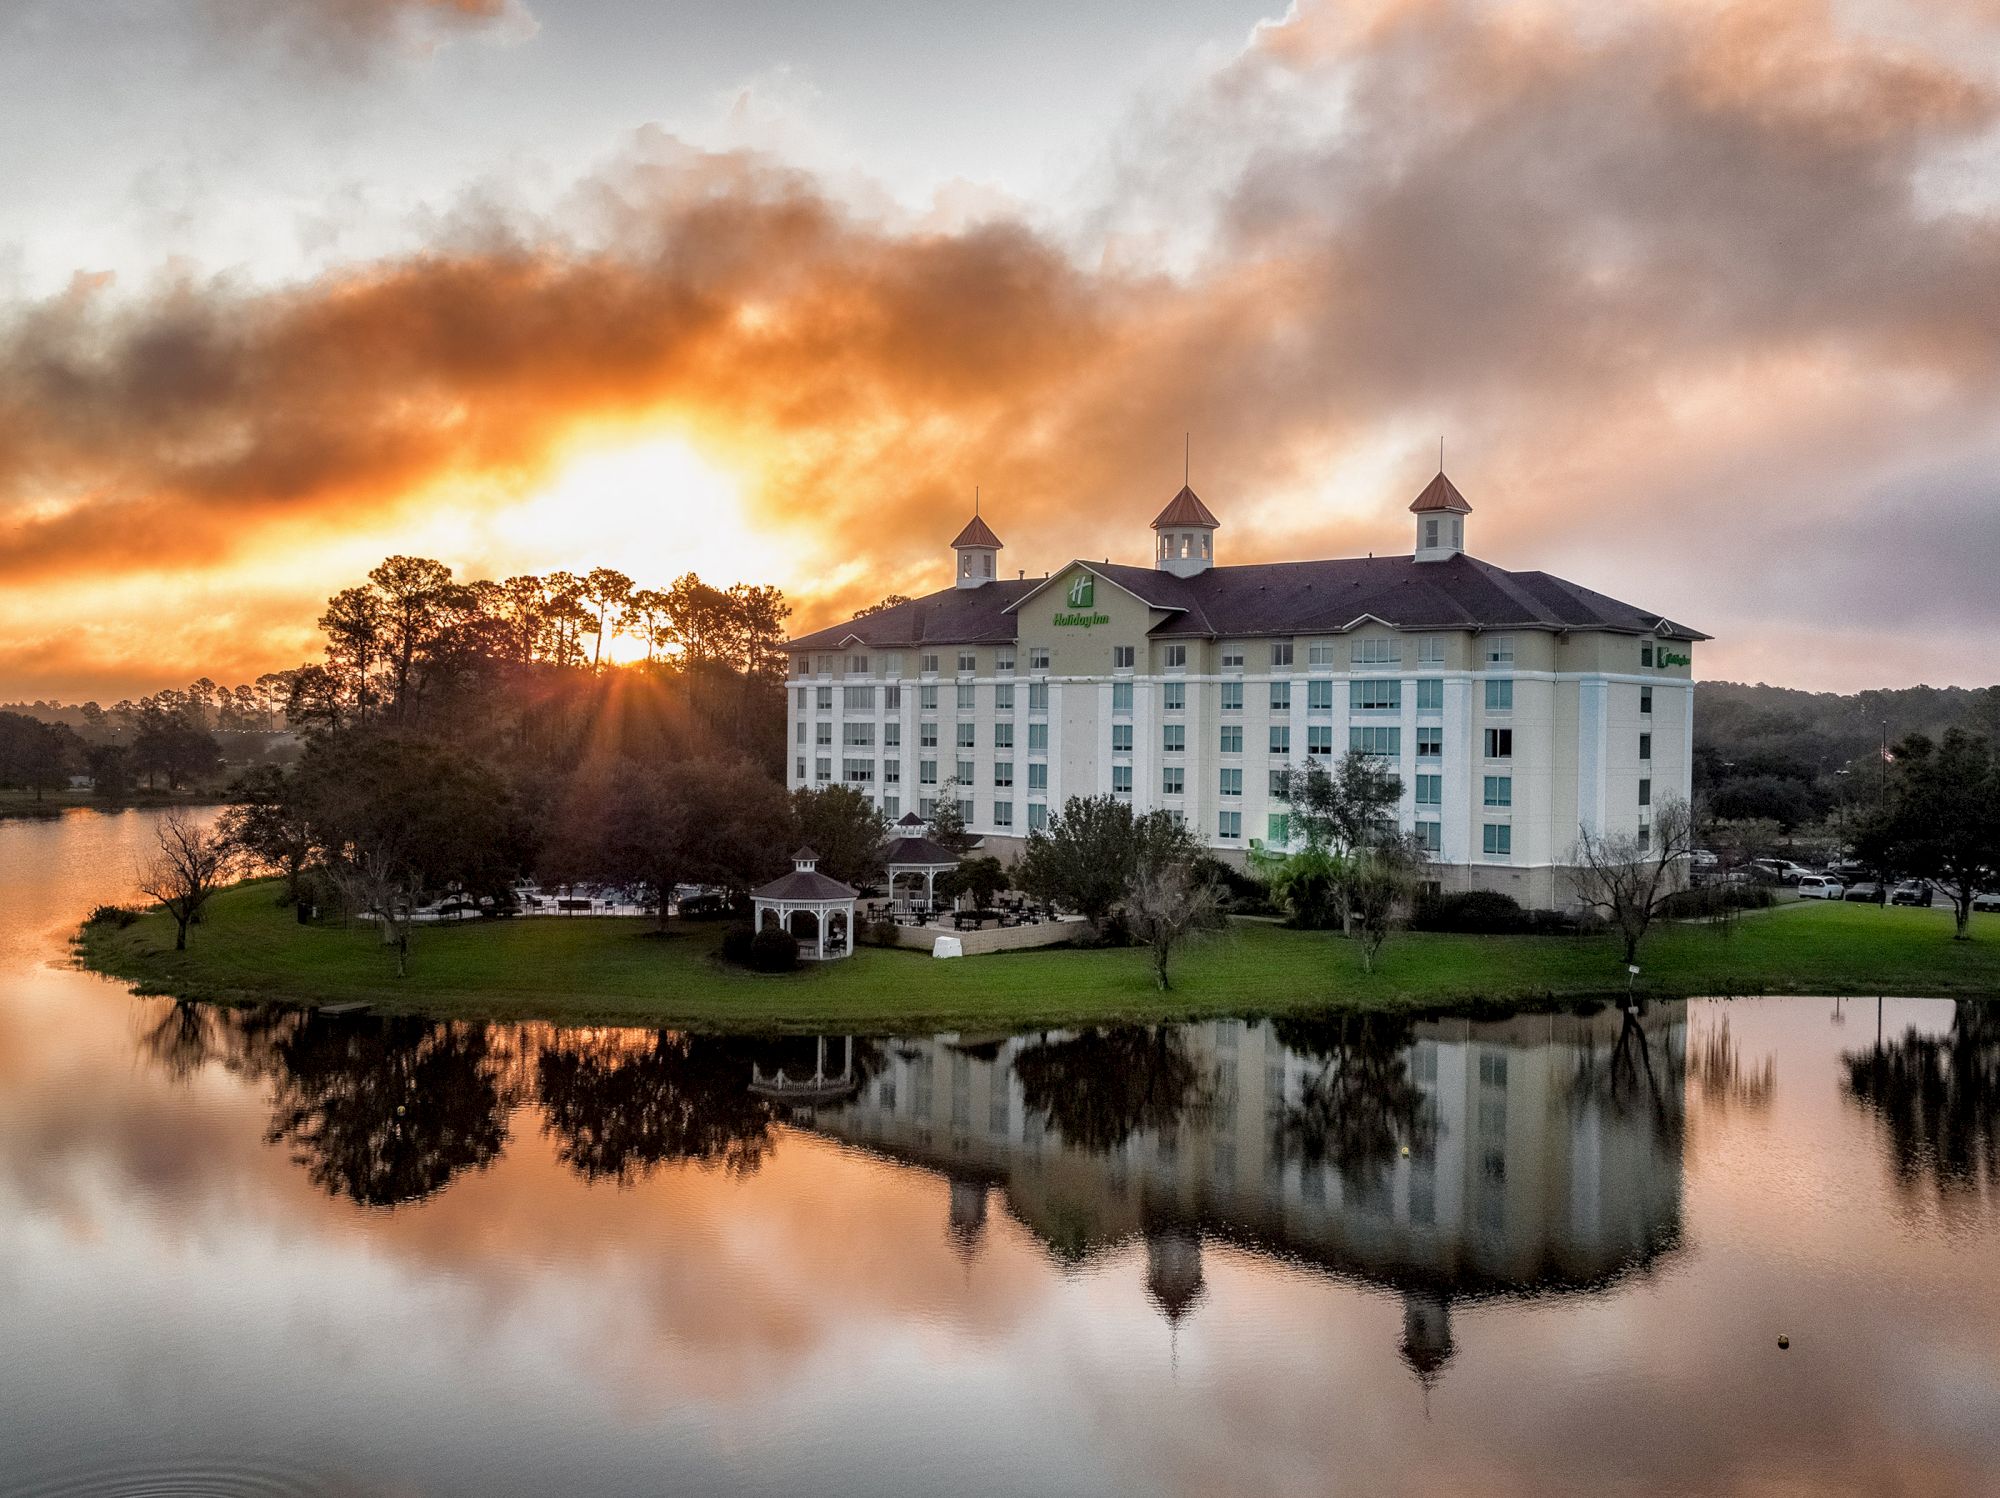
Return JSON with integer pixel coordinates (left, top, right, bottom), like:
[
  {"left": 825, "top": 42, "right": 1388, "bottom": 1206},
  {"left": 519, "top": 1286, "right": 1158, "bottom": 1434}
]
[{"left": 1054, "top": 570, "right": 1109, "bottom": 628}]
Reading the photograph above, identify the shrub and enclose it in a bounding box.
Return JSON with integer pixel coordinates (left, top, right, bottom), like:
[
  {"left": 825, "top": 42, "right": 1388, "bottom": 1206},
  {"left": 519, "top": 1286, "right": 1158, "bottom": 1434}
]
[
  {"left": 720, "top": 923, "right": 757, "bottom": 965},
  {"left": 83, "top": 903, "right": 140, "bottom": 929},
  {"left": 1657, "top": 883, "right": 1777, "bottom": 920},
  {"left": 865, "top": 918, "right": 900, "bottom": 948},
  {"left": 748, "top": 926, "right": 801, "bottom": 972},
  {"left": 1191, "top": 854, "right": 1276, "bottom": 915},
  {"left": 1411, "top": 889, "right": 1529, "bottom": 934}
]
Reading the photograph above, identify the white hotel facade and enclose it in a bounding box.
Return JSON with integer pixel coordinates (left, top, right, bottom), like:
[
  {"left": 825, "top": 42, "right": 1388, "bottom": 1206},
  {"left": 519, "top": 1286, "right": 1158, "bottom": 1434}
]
[{"left": 787, "top": 474, "right": 1705, "bottom": 908}]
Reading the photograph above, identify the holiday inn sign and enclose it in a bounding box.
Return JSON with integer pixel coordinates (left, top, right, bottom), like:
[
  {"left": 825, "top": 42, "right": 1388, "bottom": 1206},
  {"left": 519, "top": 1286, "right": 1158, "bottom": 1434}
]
[{"left": 1054, "top": 571, "right": 1110, "bottom": 628}]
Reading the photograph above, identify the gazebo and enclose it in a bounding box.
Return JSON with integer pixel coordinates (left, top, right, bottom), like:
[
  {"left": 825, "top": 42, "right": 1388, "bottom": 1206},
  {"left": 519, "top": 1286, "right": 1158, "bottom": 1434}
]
[
  {"left": 882, "top": 812, "right": 962, "bottom": 916},
  {"left": 751, "top": 848, "right": 858, "bottom": 960}
]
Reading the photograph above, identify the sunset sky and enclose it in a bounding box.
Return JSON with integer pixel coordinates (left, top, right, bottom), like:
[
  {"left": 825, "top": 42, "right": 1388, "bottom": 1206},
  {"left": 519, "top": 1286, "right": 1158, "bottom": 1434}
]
[{"left": 3, "top": 0, "right": 1998, "bottom": 701}]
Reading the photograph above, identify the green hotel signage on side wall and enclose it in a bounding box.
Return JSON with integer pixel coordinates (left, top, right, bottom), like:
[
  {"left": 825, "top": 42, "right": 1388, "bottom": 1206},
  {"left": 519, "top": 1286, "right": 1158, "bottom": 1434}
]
[
  {"left": 1658, "top": 651, "right": 1691, "bottom": 667},
  {"left": 1054, "top": 571, "right": 1110, "bottom": 628}
]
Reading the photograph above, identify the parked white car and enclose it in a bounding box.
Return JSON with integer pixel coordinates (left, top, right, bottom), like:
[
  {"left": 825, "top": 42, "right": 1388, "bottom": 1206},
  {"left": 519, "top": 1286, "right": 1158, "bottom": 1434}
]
[
  {"left": 1973, "top": 891, "right": 2000, "bottom": 914},
  {"left": 1797, "top": 875, "right": 1844, "bottom": 901}
]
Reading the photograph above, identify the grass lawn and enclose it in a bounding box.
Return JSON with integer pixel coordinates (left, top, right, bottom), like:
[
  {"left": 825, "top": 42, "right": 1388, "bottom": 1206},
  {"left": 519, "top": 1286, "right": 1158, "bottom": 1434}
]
[{"left": 76, "top": 879, "right": 2000, "bottom": 1034}]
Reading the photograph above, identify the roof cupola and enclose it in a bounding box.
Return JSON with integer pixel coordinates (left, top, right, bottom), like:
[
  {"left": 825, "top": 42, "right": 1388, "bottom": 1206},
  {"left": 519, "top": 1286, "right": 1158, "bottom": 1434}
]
[
  {"left": 1151, "top": 484, "right": 1219, "bottom": 577},
  {"left": 1410, "top": 469, "right": 1471, "bottom": 562},
  {"left": 951, "top": 500, "right": 1002, "bottom": 589}
]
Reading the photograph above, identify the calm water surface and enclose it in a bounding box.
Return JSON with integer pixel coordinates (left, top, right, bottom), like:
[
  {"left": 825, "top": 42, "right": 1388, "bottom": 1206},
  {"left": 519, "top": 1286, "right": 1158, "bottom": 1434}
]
[{"left": 1, "top": 810, "right": 1996, "bottom": 1497}]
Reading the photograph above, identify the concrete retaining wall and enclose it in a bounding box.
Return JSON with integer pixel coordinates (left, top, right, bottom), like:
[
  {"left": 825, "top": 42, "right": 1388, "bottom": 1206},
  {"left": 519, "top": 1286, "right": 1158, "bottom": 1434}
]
[{"left": 871, "top": 917, "right": 1087, "bottom": 956}]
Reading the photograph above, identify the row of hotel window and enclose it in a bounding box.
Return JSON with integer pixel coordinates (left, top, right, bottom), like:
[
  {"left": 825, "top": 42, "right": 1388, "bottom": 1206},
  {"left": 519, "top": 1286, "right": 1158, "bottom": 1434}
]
[
  {"left": 800, "top": 637, "right": 1527, "bottom": 678},
  {"left": 802, "top": 720, "right": 1655, "bottom": 763},
  {"left": 800, "top": 677, "right": 1665, "bottom": 717}
]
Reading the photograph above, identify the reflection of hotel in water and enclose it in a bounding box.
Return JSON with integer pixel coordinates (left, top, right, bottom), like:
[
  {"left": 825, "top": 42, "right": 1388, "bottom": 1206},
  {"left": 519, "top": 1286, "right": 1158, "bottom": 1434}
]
[{"left": 790, "top": 1005, "right": 1686, "bottom": 1384}]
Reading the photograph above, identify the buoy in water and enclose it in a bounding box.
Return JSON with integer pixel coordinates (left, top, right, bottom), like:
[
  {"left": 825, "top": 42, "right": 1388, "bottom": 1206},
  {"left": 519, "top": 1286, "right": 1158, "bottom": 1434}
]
[{"left": 1777, "top": 1335, "right": 1790, "bottom": 1350}]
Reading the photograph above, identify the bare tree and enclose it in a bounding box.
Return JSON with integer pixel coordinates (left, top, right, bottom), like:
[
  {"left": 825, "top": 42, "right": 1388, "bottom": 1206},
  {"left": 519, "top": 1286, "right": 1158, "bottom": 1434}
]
[
  {"left": 1569, "top": 796, "right": 1698, "bottom": 965},
  {"left": 136, "top": 810, "right": 235, "bottom": 951},
  {"left": 1348, "top": 833, "right": 1431, "bottom": 973},
  {"left": 1125, "top": 857, "right": 1224, "bottom": 990}
]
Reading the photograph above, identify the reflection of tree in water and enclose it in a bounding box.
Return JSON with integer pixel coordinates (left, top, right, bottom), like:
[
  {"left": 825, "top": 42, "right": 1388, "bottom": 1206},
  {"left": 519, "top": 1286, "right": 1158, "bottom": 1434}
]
[
  {"left": 1270, "top": 1013, "right": 1436, "bottom": 1190},
  {"left": 1687, "top": 1009, "right": 1773, "bottom": 1112},
  {"left": 1845, "top": 1002, "right": 1998, "bottom": 1202},
  {"left": 136, "top": 999, "right": 221, "bottom": 1086},
  {"left": 1568, "top": 1002, "right": 1686, "bottom": 1150},
  {"left": 263, "top": 1015, "right": 512, "bottom": 1208},
  {"left": 536, "top": 1032, "right": 784, "bottom": 1184},
  {"left": 1012, "top": 1027, "right": 1211, "bottom": 1155}
]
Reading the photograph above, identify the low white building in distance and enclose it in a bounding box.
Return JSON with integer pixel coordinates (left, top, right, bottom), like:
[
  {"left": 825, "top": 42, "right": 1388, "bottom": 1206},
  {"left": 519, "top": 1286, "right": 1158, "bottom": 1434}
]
[{"left": 786, "top": 473, "right": 1706, "bottom": 908}]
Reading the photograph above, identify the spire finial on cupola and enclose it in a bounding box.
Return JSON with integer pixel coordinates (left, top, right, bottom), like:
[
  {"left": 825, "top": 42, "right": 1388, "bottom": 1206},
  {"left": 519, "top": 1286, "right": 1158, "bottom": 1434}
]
[
  {"left": 1410, "top": 465, "right": 1471, "bottom": 563},
  {"left": 950, "top": 494, "right": 1003, "bottom": 589}
]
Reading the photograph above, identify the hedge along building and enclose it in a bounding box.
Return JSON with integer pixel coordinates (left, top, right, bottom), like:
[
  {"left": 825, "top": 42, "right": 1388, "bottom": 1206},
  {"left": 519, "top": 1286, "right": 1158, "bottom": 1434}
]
[{"left": 786, "top": 473, "right": 1707, "bottom": 908}]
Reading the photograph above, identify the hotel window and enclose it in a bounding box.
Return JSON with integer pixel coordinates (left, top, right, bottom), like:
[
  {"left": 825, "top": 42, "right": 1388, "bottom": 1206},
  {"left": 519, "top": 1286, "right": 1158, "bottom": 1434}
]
[
  {"left": 1640, "top": 686, "right": 1654, "bottom": 714},
  {"left": 1271, "top": 641, "right": 1294, "bottom": 668},
  {"left": 1220, "top": 768, "right": 1243, "bottom": 796},
  {"left": 1418, "top": 636, "right": 1445, "bottom": 666},
  {"left": 1415, "top": 820, "right": 1441, "bottom": 853},
  {"left": 1164, "top": 644, "right": 1188, "bottom": 671},
  {"left": 1354, "top": 637, "right": 1399, "bottom": 666},
  {"left": 1483, "top": 823, "right": 1512, "bottom": 857},
  {"left": 815, "top": 757, "right": 832, "bottom": 782},
  {"left": 1270, "top": 681, "right": 1292, "bottom": 712},
  {"left": 796, "top": 721, "right": 807, "bottom": 744},
  {"left": 884, "top": 684, "right": 901, "bottom": 710},
  {"left": 1222, "top": 647, "right": 1245, "bottom": 670},
  {"left": 921, "top": 652, "right": 940, "bottom": 675},
  {"left": 957, "top": 683, "right": 976, "bottom": 712},
  {"left": 1160, "top": 684, "right": 1184, "bottom": 714},
  {"left": 1220, "top": 726, "right": 1243, "bottom": 754},
  {"left": 1163, "top": 724, "right": 1186, "bottom": 753},
  {"left": 1029, "top": 763, "right": 1048, "bottom": 790},
  {"left": 1307, "top": 725, "right": 1333, "bottom": 757},
  {"left": 1483, "top": 775, "right": 1512, "bottom": 807},
  {"left": 1113, "top": 764, "right": 1133, "bottom": 794},
  {"left": 919, "top": 722, "right": 938, "bottom": 748},
  {"left": 994, "top": 801, "right": 1014, "bottom": 828},
  {"left": 1112, "top": 723, "right": 1133, "bottom": 752},
  {"left": 995, "top": 683, "right": 1013, "bottom": 712},
  {"left": 849, "top": 653, "right": 869, "bottom": 675},
  {"left": 1113, "top": 645, "right": 1135, "bottom": 670},
  {"left": 920, "top": 759, "right": 937, "bottom": 784},
  {"left": 1351, "top": 678, "right": 1401, "bottom": 711},
  {"left": 1351, "top": 725, "right": 1400, "bottom": 757},
  {"left": 882, "top": 652, "right": 902, "bottom": 677},
  {"left": 1639, "top": 731, "right": 1652, "bottom": 760},
  {"left": 795, "top": 756, "right": 806, "bottom": 780},
  {"left": 1030, "top": 647, "right": 1051, "bottom": 672},
  {"left": 1162, "top": 766, "right": 1185, "bottom": 795},
  {"left": 1641, "top": 644, "right": 1655, "bottom": 667},
  {"left": 843, "top": 758, "right": 873, "bottom": 784},
  {"left": 958, "top": 797, "right": 974, "bottom": 824},
  {"left": 1417, "top": 726, "right": 1443, "bottom": 758},
  {"left": 1485, "top": 728, "right": 1513, "bottom": 759},
  {"left": 1269, "top": 724, "right": 1291, "bottom": 755},
  {"left": 994, "top": 760, "right": 1014, "bottom": 787},
  {"left": 1112, "top": 681, "right": 1133, "bottom": 713},
  {"left": 1637, "top": 825, "right": 1651, "bottom": 852},
  {"left": 883, "top": 795, "right": 900, "bottom": 819},
  {"left": 1220, "top": 681, "right": 1243, "bottom": 711},
  {"left": 1425, "top": 517, "right": 1441, "bottom": 549},
  {"left": 843, "top": 722, "right": 874, "bottom": 747},
  {"left": 1639, "top": 777, "right": 1652, "bottom": 807},
  {"left": 815, "top": 723, "right": 832, "bottom": 747},
  {"left": 1308, "top": 641, "right": 1336, "bottom": 667},
  {"left": 994, "top": 722, "right": 1014, "bottom": 749},
  {"left": 884, "top": 760, "right": 901, "bottom": 784},
  {"left": 1269, "top": 769, "right": 1288, "bottom": 796},
  {"left": 995, "top": 647, "right": 1014, "bottom": 674},
  {"left": 918, "top": 797, "right": 938, "bottom": 820},
  {"left": 958, "top": 651, "right": 977, "bottom": 674},
  {"left": 1267, "top": 813, "right": 1290, "bottom": 844},
  {"left": 1029, "top": 683, "right": 1049, "bottom": 713},
  {"left": 920, "top": 684, "right": 939, "bottom": 712},
  {"left": 1218, "top": 810, "right": 1243, "bottom": 839},
  {"left": 794, "top": 687, "right": 807, "bottom": 710},
  {"left": 1028, "top": 803, "right": 1048, "bottom": 832},
  {"left": 1307, "top": 680, "right": 1334, "bottom": 711},
  {"left": 1485, "top": 679, "right": 1513, "bottom": 711},
  {"left": 1485, "top": 636, "right": 1514, "bottom": 666},
  {"left": 956, "top": 757, "right": 974, "bottom": 784},
  {"left": 1416, "top": 773, "right": 1441, "bottom": 806},
  {"left": 816, "top": 686, "right": 833, "bottom": 711},
  {"left": 1029, "top": 723, "right": 1048, "bottom": 752},
  {"left": 885, "top": 722, "right": 901, "bottom": 748},
  {"left": 1416, "top": 678, "right": 1443, "bottom": 712}
]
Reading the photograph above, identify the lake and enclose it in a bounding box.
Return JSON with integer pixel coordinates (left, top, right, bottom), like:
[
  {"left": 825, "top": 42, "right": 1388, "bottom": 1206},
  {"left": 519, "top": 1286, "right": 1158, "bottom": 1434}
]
[{"left": 2, "top": 809, "right": 1995, "bottom": 1497}]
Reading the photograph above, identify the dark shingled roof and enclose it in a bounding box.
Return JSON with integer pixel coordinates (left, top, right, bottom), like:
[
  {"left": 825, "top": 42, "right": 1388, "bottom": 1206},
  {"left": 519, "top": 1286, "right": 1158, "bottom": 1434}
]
[
  {"left": 791, "top": 554, "right": 1707, "bottom": 650},
  {"left": 1151, "top": 485, "right": 1221, "bottom": 530},
  {"left": 883, "top": 835, "right": 961, "bottom": 868},
  {"left": 950, "top": 514, "right": 1004, "bottom": 550},
  {"left": 1409, "top": 472, "right": 1473, "bottom": 514},
  {"left": 752, "top": 867, "right": 857, "bottom": 902}
]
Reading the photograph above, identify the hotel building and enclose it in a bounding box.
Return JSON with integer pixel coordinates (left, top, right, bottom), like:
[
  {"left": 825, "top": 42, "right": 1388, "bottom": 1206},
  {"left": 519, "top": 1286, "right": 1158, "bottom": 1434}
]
[{"left": 786, "top": 474, "right": 1706, "bottom": 907}]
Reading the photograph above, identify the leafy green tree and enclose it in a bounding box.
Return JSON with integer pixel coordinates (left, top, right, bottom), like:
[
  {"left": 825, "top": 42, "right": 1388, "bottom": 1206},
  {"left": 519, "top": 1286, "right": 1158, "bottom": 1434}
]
[
  {"left": 1277, "top": 750, "right": 1403, "bottom": 854},
  {"left": 1858, "top": 730, "right": 2000, "bottom": 940},
  {"left": 0, "top": 711, "right": 74, "bottom": 800},
  {"left": 1014, "top": 795, "right": 1198, "bottom": 931},
  {"left": 790, "top": 784, "right": 887, "bottom": 887},
  {"left": 218, "top": 765, "right": 317, "bottom": 906},
  {"left": 926, "top": 778, "right": 975, "bottom": 854}
]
